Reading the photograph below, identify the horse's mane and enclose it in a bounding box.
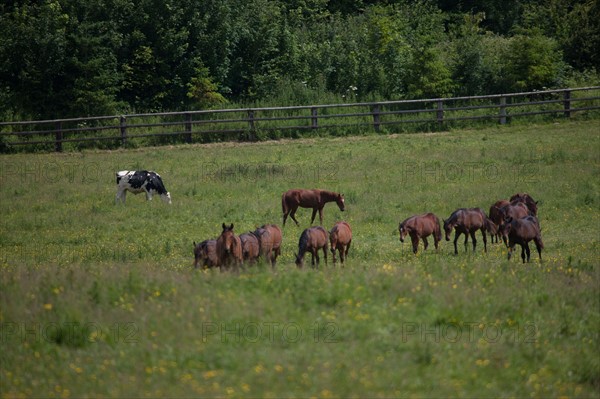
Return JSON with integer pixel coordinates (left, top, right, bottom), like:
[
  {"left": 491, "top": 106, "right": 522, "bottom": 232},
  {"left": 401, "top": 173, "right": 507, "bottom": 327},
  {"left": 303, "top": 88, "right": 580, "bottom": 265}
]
[{"left": 447, "top": 209, "right": 464, "bottom": 224}]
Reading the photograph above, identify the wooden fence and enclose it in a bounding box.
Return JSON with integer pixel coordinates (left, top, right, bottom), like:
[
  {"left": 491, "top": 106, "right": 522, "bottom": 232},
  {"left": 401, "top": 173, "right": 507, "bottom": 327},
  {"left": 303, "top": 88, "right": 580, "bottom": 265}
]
[{"left": 1, "top": 86, "right": 599, "bottom": 152}]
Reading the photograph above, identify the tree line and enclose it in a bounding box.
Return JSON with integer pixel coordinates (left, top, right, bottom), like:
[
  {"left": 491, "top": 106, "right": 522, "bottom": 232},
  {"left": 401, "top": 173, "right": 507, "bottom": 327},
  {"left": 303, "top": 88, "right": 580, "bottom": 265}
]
[{"left": 1, "top": 0, "right": 599, "bottom": 120}]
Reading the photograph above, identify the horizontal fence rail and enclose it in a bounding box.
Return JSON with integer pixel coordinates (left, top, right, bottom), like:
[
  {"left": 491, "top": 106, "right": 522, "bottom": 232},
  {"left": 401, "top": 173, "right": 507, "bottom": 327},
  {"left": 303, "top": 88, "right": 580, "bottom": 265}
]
[{"left": 1, "top": 87, "right": 599, "bottom": 152}]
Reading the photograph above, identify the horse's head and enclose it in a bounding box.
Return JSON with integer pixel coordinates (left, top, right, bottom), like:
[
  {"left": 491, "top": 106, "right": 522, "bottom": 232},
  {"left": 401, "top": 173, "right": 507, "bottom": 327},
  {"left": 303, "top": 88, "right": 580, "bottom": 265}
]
[
  {"left": 294, "top": 252, "right": 304, "bottom": 268},
  {"left": 336, "top": 194, "right": 345, "bottom": 211},
  {"left": 443, "top": 219, "right": 453, "bottom": 241},
  {"left": 219, "top": 223, "right": 236, "bottom": 254},
  {"left": 398, "top": 223, "right": 408, "bottom": 242}
]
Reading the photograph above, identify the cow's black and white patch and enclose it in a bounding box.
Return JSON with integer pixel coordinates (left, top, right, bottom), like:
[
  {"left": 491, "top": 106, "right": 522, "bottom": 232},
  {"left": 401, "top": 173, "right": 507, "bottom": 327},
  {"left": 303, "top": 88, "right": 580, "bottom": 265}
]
[{"left": 116, "top": 170, "right": 172, "bottom": 204}]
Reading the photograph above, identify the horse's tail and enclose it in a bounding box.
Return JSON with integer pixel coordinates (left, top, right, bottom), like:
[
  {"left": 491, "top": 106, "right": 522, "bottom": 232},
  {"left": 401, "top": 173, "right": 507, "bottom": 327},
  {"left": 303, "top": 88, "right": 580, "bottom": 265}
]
[
  {"left": 297, "top": 229, "right": 309, "bottom": 256},
  {"left": 281, "top": 193, "right": 288, "bottom": 214},
  {"left": 329, "top": 226, "right": 338, "bottom": 249},
  {"left": 434, "top": 216, "right": 442, "bottom": 241}
]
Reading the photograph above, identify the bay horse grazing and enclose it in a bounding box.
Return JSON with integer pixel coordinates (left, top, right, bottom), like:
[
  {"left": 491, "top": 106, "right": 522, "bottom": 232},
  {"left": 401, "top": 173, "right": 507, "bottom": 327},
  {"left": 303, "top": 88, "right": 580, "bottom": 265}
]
[
  {"left": 329, "top": 221, "right": 352, "bottom": 265},
  {"left": 510, "top": 193, "right": 538, "bottom": 216},
  {"left": 239, "top": 232, "right": 260, "bottom": 264},
  {"left": 216, "top": 223, "right": 243, "bottom": 270},
  {"left": 252, "top": 224, "right": 283, "bottom": 268},
  {"left": 193, "top": 240, "right": 219, "bottom": 269},
  {"left": 501, "top": 216, "right": 544, "bottom": 263},
  {"left": 282, "top": 189, "right": 345, "bottom": 226},
  {"left": 295, "top": 226, "right": 329, "bottom": 268},
  {"left": 489, "top": 200, "right": 510, "bottom": 243},
  {"left": 398, "top": 213, "right": 442, "bottom": 254},
  {"left": 443, "top": 208, "right": 489, "bottom": 255}
]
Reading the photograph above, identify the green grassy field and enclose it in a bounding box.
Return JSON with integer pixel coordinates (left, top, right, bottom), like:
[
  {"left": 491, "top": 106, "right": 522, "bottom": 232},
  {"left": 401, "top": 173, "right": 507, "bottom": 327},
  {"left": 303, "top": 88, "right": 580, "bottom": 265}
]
[{"left": 1, "top": 120, "right": 599, "bottom": 398}]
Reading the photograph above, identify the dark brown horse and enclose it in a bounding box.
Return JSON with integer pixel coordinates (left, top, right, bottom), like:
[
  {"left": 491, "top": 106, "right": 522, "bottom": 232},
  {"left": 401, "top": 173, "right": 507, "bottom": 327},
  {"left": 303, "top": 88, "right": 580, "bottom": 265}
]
[
  {"left": 497, "top": 202, "right": 531, "bottom": 246},
  {"left": 193, "top": 239, "right": 219, "bottom": 269},
  {"left": 398, "top": 213, "right": 442, "bottom": 254},
  {"left": 253, "top": 224, "right": 283, "bottom": 268},
  {"left": 489, "top": 200, "right": 510, "bottom": 243},
  {"left": 295, "top": 226, "right": 329, "bottom": 268},
  {"left": 282, "top": 189, "right": 345, "bottom": 226},
  {"left": 329, "top": 221, "right": 352, "bottom": 264},
  {"left": 216, "top": 223, "right": 243, "bottom": 270},
  {"left": 501, "top": 216, "right": 543, "bottom": 263},
  {"left": 443, "top": 208, "right": 489, "bottom": 254},
  {"left": 239, "top": 232, "right": 260, "bottom": 264},
  {"left": 510, "top": 193, "right": 538, "bottom": 216}
]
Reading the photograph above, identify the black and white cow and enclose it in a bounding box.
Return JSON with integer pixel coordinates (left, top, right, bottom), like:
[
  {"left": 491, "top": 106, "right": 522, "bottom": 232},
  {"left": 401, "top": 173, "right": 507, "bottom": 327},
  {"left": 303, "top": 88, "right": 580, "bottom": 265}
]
[{"left": 116, "top": 170, "right": 172, "bottom": 204}]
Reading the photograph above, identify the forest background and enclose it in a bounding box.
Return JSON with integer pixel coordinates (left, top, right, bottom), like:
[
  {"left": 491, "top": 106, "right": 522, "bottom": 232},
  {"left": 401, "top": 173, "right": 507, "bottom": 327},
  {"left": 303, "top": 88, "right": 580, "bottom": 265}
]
[{"left": 1, "top": 0, "right": 599, "bottom": 121}]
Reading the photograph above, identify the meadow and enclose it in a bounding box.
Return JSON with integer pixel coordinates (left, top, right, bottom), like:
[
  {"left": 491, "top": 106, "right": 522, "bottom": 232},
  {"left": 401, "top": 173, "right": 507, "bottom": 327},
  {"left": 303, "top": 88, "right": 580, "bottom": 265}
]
[{"left": 0, "top": 120, "right": 599, "bottom": 398}]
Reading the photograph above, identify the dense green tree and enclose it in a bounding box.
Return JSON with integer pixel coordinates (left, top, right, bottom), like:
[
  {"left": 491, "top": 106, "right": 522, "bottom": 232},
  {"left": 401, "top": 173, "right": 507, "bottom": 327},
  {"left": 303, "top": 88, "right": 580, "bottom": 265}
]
[
  {"left": 0, "top": 1, "right": 69, "bottom": 119},
  {"left": 0, "top": 0, "right": 597, "bottom": 119}
]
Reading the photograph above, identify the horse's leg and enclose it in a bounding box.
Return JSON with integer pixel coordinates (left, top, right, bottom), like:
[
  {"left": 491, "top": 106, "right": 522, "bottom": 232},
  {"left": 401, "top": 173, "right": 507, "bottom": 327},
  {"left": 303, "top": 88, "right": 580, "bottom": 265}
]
[
  {"left": 310, "top": 208, "right": 318, "bottom": 225},
  {"left": 453, "top": 231, "right": 460, "bottom": 255},
  {"left": 411, "top": 235, "right": 419, "bottom": 254},
  {"left": 470, "top": 231, "right": 477, "bottom": 252},
  {"left": 323, "top": 245, "right": 328, "bottom": 266},
  {"left": 422, "top": 236, "right": 429, "bottom": 251},
  {"left": 318, "top": 207, "right": 324, "bottom": 226},
  {"left": 283, "top": 210, "right": 288, "bottom": 226},
  {"left": 464, "top": 231, "right": 470, "bottom": 252},
  {"left": 339, "top": 245, "right": 345, "bottom": 264},
  {"left": 274, "top": 247, "right": 281, "bottom": 265},
  {"left": 345, "top": 240, "right": 351, "bottom": 258},
  {"left": 331, "top": 246, "right": 337, "bottom": 264},
  {"left": 534, "top": 237, "right": 543, "bottom": 261},
  {"left": 525, "top": 242, "right": 531, "bottom": 263},
  {"left": 289, "top": 207, "right": 300, "bottom": 225},
  {"left": 481, "top": 228, "right": 487, "bottom": 253},
  {"left": 520, "top": 243, "right": 526, "bottom": 263}
]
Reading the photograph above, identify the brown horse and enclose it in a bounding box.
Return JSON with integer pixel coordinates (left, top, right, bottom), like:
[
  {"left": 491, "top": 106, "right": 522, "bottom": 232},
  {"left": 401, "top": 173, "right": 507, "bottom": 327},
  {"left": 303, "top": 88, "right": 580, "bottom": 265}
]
[
  {"left": 216, "top": 223, "right": 243, "bottom": 270},
  {"left": 239, "top": 232, "right": 260, "bottom": 264},
  {"left": 501, "top": 216, "right": 543, "bottom": 263},
  {"left": 253, "top": 224, "right": 283, "bottom": 268},
  {"left": 510, "top": 193, "right": 538, "bottom": 216},
  {"left": 398, "top": 213, "right": 442, "bottom": 254},
  {"left": 282, "top": 189, "right": 345, "bottom": 226},
  {"left": 443, "top": 208, "right": 489, "bottom": 254},
  {"left": 193, "top": 239, "right": 219, "bottom": 269},
  {"left": 489, "top": 200, "right": 510, "bottom": 243},
  {"left": 329, "top": 221, "right": 352, "bottom": 264},
  {"left": 497, "top": 202, "right": 531, "bottom": 246},
  {"left": 295, "top": 226, "right": 329, "bottom": 268}
]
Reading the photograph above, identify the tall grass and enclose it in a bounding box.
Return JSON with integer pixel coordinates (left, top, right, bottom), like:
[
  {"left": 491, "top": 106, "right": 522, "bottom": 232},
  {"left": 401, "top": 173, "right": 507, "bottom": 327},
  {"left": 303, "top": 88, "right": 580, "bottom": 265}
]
[{"left": 0, "top": 120, "right": 598, "bottom": 397}]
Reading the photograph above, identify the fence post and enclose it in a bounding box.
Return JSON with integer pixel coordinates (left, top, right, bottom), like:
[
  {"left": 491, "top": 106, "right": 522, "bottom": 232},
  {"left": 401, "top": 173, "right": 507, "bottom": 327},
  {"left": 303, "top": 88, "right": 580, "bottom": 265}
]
[
  {"left": 372, "top": 104, "right": 381, "bottom": 133},
  {"left": 185, "top": 113, "right": 193, "bottom": 143},
  {"left": 311, "top": 107, "right": 318, "bottom": 130},
  {"left": 499, "top": 96, "right": 507, "bottom": 125},
  {"left": 563, "top": 90, "right": 571, "bottom": 118},
  {"left": 247, "top": 109, "right": 256, "bottom": 140},
  {"left": 436, "top": 100, "right": 444, "bottom": 127},
  {"left": 120, "top": 116, "right": 127, "bottom": 146},
  {"left": 55, "top": 121, "right": 62, "bottom": 152}
]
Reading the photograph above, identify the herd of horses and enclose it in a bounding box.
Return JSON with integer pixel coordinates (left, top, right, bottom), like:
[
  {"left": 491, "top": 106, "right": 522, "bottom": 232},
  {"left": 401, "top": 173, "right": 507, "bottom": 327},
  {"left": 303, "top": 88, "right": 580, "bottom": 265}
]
[
  {"left": 400, "top": 192, "right": 543, "bottom": 263},
  {"left": 194, "top": 189, "right": 544, "bottom": 271}
]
